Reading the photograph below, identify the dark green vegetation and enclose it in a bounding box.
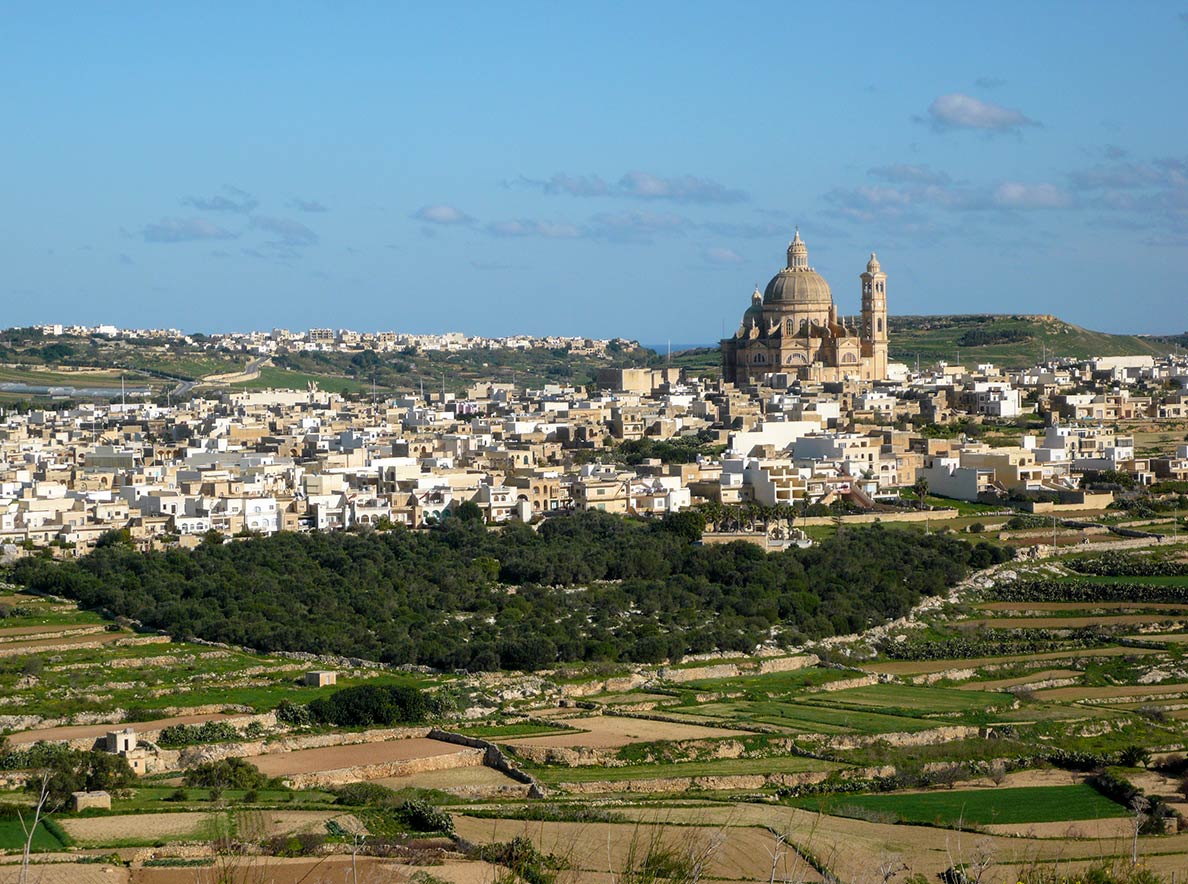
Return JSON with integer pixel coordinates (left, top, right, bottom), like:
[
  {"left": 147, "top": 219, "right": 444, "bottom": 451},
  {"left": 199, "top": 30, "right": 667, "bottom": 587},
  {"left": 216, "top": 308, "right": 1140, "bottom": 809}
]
[
  {"left": 11, "top": 513, "right": 1009, "bottom": 670},
  {"left": 0, "top": 816, "right": 67, "bottom": 851},
  {"left": 791, "top": 784, "right": 1126, "bottom": 826},
  {"left": 307, "top": 683, "right": 430, "bottom": 727},
  {"left": 887, "top": 314, "right": 1171, "bottom": 366}
]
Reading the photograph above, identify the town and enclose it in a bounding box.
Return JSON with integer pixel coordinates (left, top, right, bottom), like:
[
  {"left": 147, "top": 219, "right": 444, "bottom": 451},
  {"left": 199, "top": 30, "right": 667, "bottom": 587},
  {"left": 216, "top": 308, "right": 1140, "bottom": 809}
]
[{"left": 1, "top": 335, "right": 1186, "bottom": 554}]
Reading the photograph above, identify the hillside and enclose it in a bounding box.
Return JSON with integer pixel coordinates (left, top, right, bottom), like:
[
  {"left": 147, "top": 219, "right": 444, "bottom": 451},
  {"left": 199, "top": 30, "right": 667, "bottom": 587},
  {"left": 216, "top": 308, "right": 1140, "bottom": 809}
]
[
  {"left": 888, "top": 314, "right": 1174, "bottom": 367},
  {"left": 666, "top": 314, "right": 1175, "bottom": 375}
]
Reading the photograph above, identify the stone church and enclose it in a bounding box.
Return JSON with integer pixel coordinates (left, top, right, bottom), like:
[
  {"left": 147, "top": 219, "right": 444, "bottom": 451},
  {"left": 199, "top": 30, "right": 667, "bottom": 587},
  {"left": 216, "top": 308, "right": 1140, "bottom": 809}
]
[{"left": 720, "top": 230, "right": 889, "bottom": 384}]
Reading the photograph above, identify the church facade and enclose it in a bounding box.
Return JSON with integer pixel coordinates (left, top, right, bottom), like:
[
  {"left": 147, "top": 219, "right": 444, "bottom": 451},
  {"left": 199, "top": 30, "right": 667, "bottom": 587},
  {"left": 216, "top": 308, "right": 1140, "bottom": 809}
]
[{"left": 720, "top": 231, "right": 889, "bottom": 384}]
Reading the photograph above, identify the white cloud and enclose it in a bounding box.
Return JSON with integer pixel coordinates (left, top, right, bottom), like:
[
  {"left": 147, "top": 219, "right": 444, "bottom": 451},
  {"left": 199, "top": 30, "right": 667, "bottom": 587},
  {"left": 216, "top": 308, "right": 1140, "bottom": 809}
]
[
  {"left": 251, "top": 215, "right": 319, "bottom": 246},
  {"left": 991, "top": 182, "right": 1072, "bottom": 209},
  {"left": 703, "top": 247, "right": 745, "bottom": 264},
  {"left": 520, "top": 171, "right": 746, "bottom": 204},
  {"left": 485, "top": 219, "right": 581, "bottom": 238},
  {"left": 412, "top": 204, "right": 474, "bottom": 225},
  {"left": 926, "top": 93, "right": 1038, "bottom": 132}
]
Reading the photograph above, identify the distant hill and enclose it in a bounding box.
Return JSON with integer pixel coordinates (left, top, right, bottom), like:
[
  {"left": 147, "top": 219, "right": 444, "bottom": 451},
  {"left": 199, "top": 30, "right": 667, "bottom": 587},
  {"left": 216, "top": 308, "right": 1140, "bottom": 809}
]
[
  {"left": 665, "top": 314, "right": 1178, "bottom": 374},
  {"left": 888, "top": 314, "right": 1175, "bottom": 367}
]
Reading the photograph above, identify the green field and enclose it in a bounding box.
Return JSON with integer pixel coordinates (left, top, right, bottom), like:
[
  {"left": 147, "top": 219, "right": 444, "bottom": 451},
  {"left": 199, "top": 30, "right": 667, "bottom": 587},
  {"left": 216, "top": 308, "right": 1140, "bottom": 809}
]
[
  {"left": 689, "top": 699, "right": 937, "bottom": 735},
  {"left": 792, "top": 784, "right": 1127, "bottom": 826},
  {"left": 0, "top": 818, "right": 68, "bottom": 851},
  {"left": 806, "top": 683, "right": 1008, "bottom": 716}
]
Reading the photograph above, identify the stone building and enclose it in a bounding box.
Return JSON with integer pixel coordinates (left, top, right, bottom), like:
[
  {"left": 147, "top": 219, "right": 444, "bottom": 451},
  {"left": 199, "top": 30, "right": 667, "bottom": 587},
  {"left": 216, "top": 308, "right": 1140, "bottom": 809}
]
[{"left": 721, "top": 231, "right": 889, "bottom": 384}]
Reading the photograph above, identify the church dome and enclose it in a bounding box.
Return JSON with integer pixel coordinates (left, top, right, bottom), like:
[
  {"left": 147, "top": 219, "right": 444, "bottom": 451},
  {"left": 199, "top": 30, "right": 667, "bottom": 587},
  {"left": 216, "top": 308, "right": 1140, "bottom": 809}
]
[{"left": 762, "top": 230, "right": 833, "bottom": 307}]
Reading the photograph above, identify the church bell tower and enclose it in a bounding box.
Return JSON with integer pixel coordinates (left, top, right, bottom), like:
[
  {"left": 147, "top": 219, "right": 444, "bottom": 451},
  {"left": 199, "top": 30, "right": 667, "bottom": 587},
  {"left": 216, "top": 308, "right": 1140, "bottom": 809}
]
[{"left": 860, "top": 252, "right": 888, "bottom": 379}]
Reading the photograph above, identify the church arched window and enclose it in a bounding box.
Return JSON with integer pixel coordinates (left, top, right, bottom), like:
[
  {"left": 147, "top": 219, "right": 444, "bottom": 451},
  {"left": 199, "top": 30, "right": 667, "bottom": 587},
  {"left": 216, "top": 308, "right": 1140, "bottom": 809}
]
[{"left": 877, "top": 318, "right": 883, "bottom": 333}]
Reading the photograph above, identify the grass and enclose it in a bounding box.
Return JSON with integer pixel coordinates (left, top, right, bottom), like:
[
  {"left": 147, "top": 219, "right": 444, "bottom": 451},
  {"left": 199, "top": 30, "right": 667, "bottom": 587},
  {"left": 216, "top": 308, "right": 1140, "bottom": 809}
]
[
  {"left": 0, "top": 817, "right": 68, "bottom": 851},
  {"left": 688, "top": 700, "right": 937, "bottom": 735},
  {"left": 805, "top": 683, "right": 1008, "bottom": 716},
  {"left": 530, "top": 754, "right": 838, "bottom": 784},
  {"left": 679, "top": 667, "right": 857, "bottom": 693},
  {"left": 790, "top": 783, "right": 1128, "bottom": 826},
  {"left": 1058, "top": 575, "right": 1188, "bottom": 587}
]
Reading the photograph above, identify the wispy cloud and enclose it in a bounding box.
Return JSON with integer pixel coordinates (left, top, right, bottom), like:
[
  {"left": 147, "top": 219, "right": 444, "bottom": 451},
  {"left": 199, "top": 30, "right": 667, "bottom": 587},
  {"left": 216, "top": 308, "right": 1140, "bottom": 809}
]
[
  {"left": 991, "top": 182, "right": 1071, "bottom": 210},
  {"left": 412, "top": 204, "right": 475, "bottom": 225},
  {"left": 485, "top": 219, "right": 581, "bottom": 238},
  {"left": 924, "top": 93, "right": 1038, "bottom": 132},
  {"left": 703, "top": 246, "right": 745, "bottom": 265},
  {"left": 290, "top": 198, "right": 329, "bottom": 213},
  {"left": 142, "top": 217, "right": 237, "bottom": 243},
  {"left": 868, "top": 164, "right": 951, "bottom": 186},
  {"left": 182, "top": 185, "right": 258, "bottom": 213},
  {"left": 251, "top": 215, "right": 319, "bottom": 246},
  {"left": 519, "top": 171, "right": 746, "bottom": 204},
  {"left": 826, "top": 176, "right": 1071, "bottom": 221}
]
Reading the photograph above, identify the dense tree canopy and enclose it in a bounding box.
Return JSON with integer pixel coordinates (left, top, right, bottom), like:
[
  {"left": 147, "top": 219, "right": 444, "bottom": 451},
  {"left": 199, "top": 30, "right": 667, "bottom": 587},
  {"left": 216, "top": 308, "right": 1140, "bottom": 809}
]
[{"left": 11, "top": 512, "right": 1009, "bottom": 670}]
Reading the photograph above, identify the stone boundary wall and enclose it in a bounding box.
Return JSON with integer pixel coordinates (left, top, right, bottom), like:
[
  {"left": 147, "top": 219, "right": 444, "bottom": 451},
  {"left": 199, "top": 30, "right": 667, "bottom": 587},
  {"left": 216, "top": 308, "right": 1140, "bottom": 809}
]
[
  {"left": 798, "top": 509, "right": 960, "bottom": 526},
  {"left": 804, "top": 674, "right": 879, "bottom": 693},
  {"left": 0, "top": 625, "right": 105, "bottom": 644},
  {"left": 429, "top": 728, "right": 547, "bottom": 798},
  {"left": 0, "top": 633, "right": 170, "bottom": 659},
  {"left": 554, "top": 764, "right": 894, "bottom": 795},
  {"left": 802, "top": 724, "right": 982, "bottom": 752}
]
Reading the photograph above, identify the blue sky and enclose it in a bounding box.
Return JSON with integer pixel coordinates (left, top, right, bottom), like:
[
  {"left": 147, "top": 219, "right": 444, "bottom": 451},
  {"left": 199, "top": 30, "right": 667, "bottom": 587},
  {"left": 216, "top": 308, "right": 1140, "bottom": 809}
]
[{"left": 2, "top": 2, "right": 1186, "bottom": 342}]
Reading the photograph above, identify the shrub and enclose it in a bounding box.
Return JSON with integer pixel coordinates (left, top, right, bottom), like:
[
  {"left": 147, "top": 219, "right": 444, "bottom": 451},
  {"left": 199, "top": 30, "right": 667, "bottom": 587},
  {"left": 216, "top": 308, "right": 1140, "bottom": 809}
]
[
  {"left": 275, "top": 699, "right": 312, "bottom": 727},
  {"left": 308, "top": 684, "right": 428, "bottom": 728},
  {"left": 395, "top": 799, "right": 454, "bottom": 834},
  {"left": 182, "top": 757, "right": 271, "bottom": 791}
]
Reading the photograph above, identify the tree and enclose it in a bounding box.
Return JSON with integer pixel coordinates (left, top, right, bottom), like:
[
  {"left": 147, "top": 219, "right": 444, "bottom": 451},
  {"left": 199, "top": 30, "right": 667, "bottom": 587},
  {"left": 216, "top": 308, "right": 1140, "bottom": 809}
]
[
  {"left": 454, "top": 500, "right": 483, "bottom": 523},
  {"left": 913, "top": 477, "right": 929, "bottom": 510}
]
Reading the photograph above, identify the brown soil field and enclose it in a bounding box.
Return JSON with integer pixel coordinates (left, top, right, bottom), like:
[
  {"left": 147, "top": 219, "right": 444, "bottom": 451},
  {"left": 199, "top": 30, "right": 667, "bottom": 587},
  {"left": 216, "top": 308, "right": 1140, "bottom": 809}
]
[
  {"left": 250, "top": 737, "right": 469, "bottom": 776},
  {"left": 1129, "top": 632, "right": 1188, "bottom": 643},
  {"left": 983, "top": 818, "right": 1132, "bottom": 839},
  {"left": 453, "top": 815, "right": 825, "bottom": 882},
  {"left": 0, "top": 631, "right": 125, "bottom": 655},
  {"left": 972, "top": 669, "right": 1083, "bottom": 691},
  {"left": 1, "top": 865, "right": 129, "bottom": 884},
  {"left": 979, "top": 602, "right": 1188, "bottom": 612},
  {"left": 254, "top": 810, "right": 365, "bottom": 836},
  {"left": 129, "top": 856, "right": 500, "bottom": 884},
  {"left": 865, "top": 645, "right": 1159, "bottom": 676},
  {"left": 7, "top": 712, "right": 241, "bottom": 745},
  {"left": 1036, "top": 681, "right": 1188, "bottom": 701},
  {"left": 614, "top": 802, "right": 1188, "bottom": 883},
  {"left": 503, "top": 714, "right": 747, "bottom": 749},
  {"left": 0, "top": 623, "right": 101, "bottom": 639},
  {"left": 61, "top": 811, "right": 214, "bottom": 843}
]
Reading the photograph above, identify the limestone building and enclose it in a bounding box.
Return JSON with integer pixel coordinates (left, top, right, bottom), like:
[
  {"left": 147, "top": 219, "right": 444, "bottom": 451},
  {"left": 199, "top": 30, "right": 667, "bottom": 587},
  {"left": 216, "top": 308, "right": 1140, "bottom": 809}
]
[{"left": 721, "top": 231, "right": 889, "bottom": 384}]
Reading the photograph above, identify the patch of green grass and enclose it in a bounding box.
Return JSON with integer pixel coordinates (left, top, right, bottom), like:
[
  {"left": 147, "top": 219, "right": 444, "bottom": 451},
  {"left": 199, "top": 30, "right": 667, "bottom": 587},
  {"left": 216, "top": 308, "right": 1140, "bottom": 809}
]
[
  {"left": 688, "top": 699, "right": 935, "bottom": 735},
  {"left": 790, "top": 783, "right": 1127, "bottom": 826},
  {"left": 806, "top": 683, "right": 1008, "bottom": 716},
  {"left": 681, "top": 667, "right": 856, "bottom": 694},
  {"left": 0, "top": 818, "right": 68, "bottom": 851}
]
